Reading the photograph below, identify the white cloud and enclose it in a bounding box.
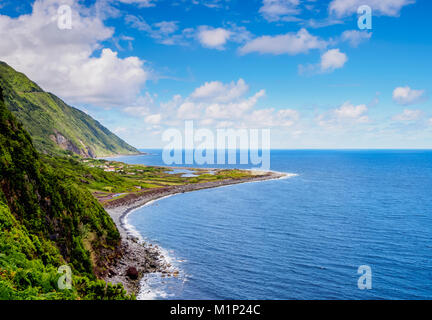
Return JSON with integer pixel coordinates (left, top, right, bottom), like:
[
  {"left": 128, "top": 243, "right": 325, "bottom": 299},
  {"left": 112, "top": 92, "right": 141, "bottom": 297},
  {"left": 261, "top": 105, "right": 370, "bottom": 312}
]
[
  {"left": 116, "top": 0, "right": 156, "bottom": 7},
  {"left": 123, "top": 92, "right": 157, "bottom": 116},
  {"left": 177, "top": 101, "right": 203, "bottom": 119},
  {"left": 145, "top": 113, "right": 162, "bottom": 124},
  {"left": 239, "top": 28, "right": 327, "bottom": 55},
  {"left": 196, "top": 24, "right": 251, "bottom": 50},
  {"left": 197, "top": 26, "right": 232, "bottom": 50},
  {"left": 154, "top": 21, "right": 178, "bottom": 34},
  {"left": 125, "top": 15, "right": 194, "bottom": 46},
  {"left": 334, "top": 102, "right": 368, "bottom": 120},
  {"left": 123, "top": 106, "right": 150, "bottom": 116},
  {"left": 259, "top": 0, "right": 301, "bottom": 22},
  {"left": 329, "top": 0, "right": 415, "bottom": 17},
  {"left": 299, "top": 48, "right": 347, "bottom": 75},
  {"left": 190, "top": 79, "right": 249, "bottom": 102},
  {"left": 125, "top": 17, "right": 250, "bottom": 49},
  {"left": 225, "top": 24, "right": 253, "bottom": 43},
  {"left": 304, "top": 18, "right": 344, "bottom": 28},
  {"left": 125, "top": 14, "right": 152, "bottom": 32},
  {"left": 318, "top": 101, "right": 369, "bottom": 127},
  {"left": 341, "top": 30, "right": 372, "bottom": 47},
  {"left": 246, "top": 108, "right": 299, "bottom": 127},
  {"left": 138, "top": 79, "right": 299, "bottom": 129},
  {"left": 392, "top": 86, "right": 426, "bottom": 105},
  {"left": 204, "top": 90, "right": 266, "bottom": 120},
  {"left": 0, "top": 0, "right": 149, "bottom": 106},
  {"left": 320, "top": 49, "right": 348, "bottom": 72},
  {"left": 392, "top": 109, "right": 422, "bottom": 121},
  {"left": 190, "top": 0, "right": 229, "bottom": 9}
]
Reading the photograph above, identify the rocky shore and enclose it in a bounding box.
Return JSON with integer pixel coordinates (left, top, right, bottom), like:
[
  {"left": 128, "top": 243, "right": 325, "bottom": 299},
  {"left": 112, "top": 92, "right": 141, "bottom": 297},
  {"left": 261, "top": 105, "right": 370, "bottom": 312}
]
[{"left": 103, "top": 170, "right": 286, "bottom": 297}]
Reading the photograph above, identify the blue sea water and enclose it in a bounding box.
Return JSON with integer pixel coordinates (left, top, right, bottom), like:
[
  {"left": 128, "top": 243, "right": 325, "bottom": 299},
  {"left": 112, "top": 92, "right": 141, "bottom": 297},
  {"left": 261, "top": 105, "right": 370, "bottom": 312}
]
[{"left": 106, "top": 150, "right": 432, "bottom": 300}]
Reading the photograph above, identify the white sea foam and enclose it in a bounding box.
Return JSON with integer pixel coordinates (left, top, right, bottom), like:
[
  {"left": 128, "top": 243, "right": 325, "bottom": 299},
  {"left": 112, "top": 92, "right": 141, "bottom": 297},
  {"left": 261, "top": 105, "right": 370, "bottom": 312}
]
[
  {"left": 274, "top": 172, "right": 299, "bottom": 180},
  {"left": 137, "top": 272, "right": 179, "bottom": 300},
  {"left": 121, "top": 194, "right": 184, "bottom": 300}
]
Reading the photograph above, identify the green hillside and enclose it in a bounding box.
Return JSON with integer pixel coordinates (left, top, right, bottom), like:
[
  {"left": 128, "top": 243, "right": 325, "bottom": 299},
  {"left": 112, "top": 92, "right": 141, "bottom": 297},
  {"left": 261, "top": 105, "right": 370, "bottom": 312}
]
[
  {"left": 0, "top": 61, "right": 139, "bottom": 158},
  {"left": 0, "top": 86, "right": 131, "bottom": 299}
]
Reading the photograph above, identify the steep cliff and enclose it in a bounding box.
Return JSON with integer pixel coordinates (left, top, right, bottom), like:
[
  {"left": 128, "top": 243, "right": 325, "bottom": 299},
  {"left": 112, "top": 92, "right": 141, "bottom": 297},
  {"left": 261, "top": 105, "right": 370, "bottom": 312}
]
[{"left": 0, "top": 61, "right": 139, "bottom": 158}]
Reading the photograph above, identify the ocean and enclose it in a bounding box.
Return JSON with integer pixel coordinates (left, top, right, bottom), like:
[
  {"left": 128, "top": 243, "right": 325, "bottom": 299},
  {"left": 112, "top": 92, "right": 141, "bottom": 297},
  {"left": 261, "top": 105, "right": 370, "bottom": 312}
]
[{"left": 105, "top": 150, "right": 432, "bottom": 300}]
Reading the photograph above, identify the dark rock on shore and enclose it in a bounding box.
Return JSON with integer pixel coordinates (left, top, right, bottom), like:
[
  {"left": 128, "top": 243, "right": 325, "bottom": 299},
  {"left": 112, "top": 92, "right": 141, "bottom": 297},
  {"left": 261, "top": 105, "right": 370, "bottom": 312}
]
[{"left": 126, "top": 267, "right": 139, "bottom": 280}]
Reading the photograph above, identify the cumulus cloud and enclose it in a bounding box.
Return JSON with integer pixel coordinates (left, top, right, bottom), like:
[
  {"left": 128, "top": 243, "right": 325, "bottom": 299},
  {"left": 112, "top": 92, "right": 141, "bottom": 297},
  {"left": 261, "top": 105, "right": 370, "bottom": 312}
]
[
  {"left": 329, "top": 0, "right": 415, "bottom": 18},
  {"left": 190, "top": 79, "right": 249, "bottom": 102},
  {"left": 318, "top": 101, "right": 369, "bottom": 127},
  {"left": 334, "top": 102, "right": 368, "bottom": 120},
  {"left": 204, "top": 90, "right": 266, "bottom": 120},
  {"left": 392, "top": 109, "right": 422, "bottom": 121},
  {"left": 196, "top": 25, "right": 251, "bottom": 50},
  {"left": 136, "top": 79, "right": 299, "bottom": 129},
  {"left": 239, "top": 28, "right": 327, "bottom": 55},
  {"left": 392, "top": 86, "right": 426, "bottom": 105},
  {"left": 259, "top": 0, "right": 301, "bottom": 22},
  {"left": 299, "top": 48, "right": 347, "bottom": 75},
  {"left": 320, "top": 49, "right": 348, "bottom": 72},
  {"left": 197, "top": 26, "right": 232, "bottom": 49},
  {"left": 340, "top": 30, "right": 372, "bottom": 47},
  {"left": 0, "top": 0, "right": 149, "bottom": 106}
]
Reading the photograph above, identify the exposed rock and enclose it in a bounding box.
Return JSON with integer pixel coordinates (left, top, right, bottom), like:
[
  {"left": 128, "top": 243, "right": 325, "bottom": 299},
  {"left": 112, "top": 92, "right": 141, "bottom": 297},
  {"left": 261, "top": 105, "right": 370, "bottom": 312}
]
[
  {"left": 126, "top": 266, "right": 139, "bottom": 280},
  {"left": 50, "top": 130, "right": 95, "bottom": 158}
]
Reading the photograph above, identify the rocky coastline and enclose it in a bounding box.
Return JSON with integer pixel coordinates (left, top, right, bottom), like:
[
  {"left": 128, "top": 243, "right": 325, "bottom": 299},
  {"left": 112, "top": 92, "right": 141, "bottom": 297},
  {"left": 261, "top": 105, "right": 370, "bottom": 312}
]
[{"left": 103, "top": 170, "right": 286, "bottom": 297}]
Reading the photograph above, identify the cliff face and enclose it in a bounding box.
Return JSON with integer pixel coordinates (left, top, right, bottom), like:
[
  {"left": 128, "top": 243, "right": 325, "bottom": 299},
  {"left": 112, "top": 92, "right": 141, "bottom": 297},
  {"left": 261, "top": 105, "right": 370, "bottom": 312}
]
[
  {"left": 0, "top": 61, "right": 140, "bottom": 158},
  {"left": 0, "top": 86, "right": 128, "bottom": 299}
]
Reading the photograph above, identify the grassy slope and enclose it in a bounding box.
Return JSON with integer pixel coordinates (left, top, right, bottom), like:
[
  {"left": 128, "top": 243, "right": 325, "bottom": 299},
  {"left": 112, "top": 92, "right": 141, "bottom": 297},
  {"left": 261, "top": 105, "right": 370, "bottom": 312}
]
[
  {"left": 0, "top": 86, "right": 131, "bottom": 300},
  {"left": 0, "top": 61, "right": 139, "bottom": 158}
]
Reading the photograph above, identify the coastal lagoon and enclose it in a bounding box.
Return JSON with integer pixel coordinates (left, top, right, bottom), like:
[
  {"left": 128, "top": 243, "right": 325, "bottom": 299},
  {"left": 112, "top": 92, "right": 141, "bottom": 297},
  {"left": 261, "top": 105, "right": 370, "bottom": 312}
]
[{"left": 106, "top": 150, "right": 432, "bottom": 300}]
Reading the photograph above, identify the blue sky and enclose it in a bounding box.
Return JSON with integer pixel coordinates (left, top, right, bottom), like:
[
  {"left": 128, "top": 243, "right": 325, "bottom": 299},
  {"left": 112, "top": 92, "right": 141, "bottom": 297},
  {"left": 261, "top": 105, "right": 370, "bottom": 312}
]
[{"left": 0, "top": 0, "right": 431, "bottom": 148}]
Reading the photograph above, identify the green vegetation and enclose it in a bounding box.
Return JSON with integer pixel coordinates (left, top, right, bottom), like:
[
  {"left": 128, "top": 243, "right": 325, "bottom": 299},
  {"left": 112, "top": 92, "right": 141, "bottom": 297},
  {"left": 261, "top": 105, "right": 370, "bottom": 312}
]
[
  {"left": 0, "top": 61, "right": 139, "bottom": 158},
  {"left": 0, "top": 64, "right": 255, "bottom": 300},
  {"left": 0, "top": 202, "right": 128, "bottom": 300},
  {"left": 0, "top": 86, "right": 132, "bottom": 300},
  {"left": 61, "top": 159, "right": 254, "bottom": 205}
]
